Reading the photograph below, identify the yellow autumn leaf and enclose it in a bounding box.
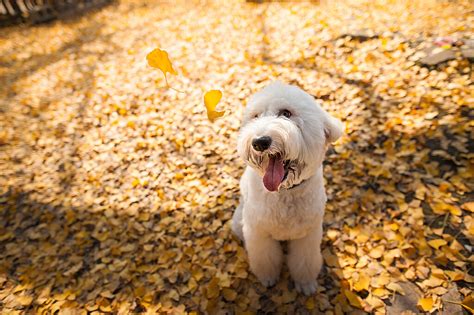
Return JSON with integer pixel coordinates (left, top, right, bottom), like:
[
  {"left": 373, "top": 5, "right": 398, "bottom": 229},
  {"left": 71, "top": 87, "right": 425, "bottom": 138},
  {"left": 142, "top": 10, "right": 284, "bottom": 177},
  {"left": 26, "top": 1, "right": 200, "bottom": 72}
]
[
  {"left": 305, "top": 298, "right": 315, "bottom": 310},
  {"left": 461, "top": 202, "right": 474, "bottom": 212},
  {"left": 132, "top": 178, "right": 140, "bottom": 188},
  {"left": 204, "top": 90, "right": 225, "bottom": 122},
  {"left": 222, "top": 288, "right": 237, "bottom": 301},
  {"left": 461, "top": 295, "right": 474, "bottom": 313},
  {"left": 206, "top": 277, "right": 220, "bottom": 299},
  {"left": 428, "top": 239, "right": 447, "bottom": 249},
  {"left": 369, "top": 245, "right": 384, "bottom": 259},
  {"left": 343, "top": 289, "right": 362, "bottom": 308},
  {"left": 430, "top": 202, "right": 461, "bottom": 216},
  {"left": 366, "top": 294, "right": 385, "bottom": 310},
  {"left": 17, "top": 295, "right": 33, "bottom": 306},
  {"left": 417, "top": 297, "right": 434, "bottom": 312},
  {"left": 386, "top": 282, "right": 405, "bottom": 295},
  {"left": 353, "top": 273, "right": 370, "bottom": 291},
  {"left": 146, "top": 48, "right": 179, "bottom": 90},
  {"left": 445, "top": 270, "right": 464, "bottom": 281}
]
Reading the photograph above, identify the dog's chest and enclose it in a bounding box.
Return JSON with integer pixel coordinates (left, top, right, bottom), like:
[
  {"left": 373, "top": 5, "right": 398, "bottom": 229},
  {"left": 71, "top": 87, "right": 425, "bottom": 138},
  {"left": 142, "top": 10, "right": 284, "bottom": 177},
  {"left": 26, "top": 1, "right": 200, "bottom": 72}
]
[{"left": 262, "top": 194, "right": 323, "bottom": 241}]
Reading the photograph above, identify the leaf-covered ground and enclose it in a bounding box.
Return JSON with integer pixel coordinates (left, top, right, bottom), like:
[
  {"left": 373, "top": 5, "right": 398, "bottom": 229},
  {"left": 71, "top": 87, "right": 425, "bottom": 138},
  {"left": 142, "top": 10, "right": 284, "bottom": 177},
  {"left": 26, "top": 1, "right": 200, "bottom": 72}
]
[{"left": 0, "top": 0, "right": 473, "bottom": 314}]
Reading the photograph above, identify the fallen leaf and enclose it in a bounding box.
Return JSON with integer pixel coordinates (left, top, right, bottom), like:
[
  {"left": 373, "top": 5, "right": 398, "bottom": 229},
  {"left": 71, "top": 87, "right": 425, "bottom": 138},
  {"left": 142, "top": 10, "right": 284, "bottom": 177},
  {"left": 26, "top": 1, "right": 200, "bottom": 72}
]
[
  {"left": 343, "top": 289, "right": 363, "bottom": 309},
  {"left": 461, "top": 295, "right": 474, "bottom": 313},
  {"left": 418, "top": 297, "right": 434, "bottom": 312},
  {"left": 17, "top": 295, "right": 33, "bottom": 306},
  {"left": 353, "top": 273, "right": 370, "bottom": 291},
  {"left": 386, "top": 282, "right": 405, "bottom": 295},
  {"left": 369, "top": 245, "right": 385, "bottom": 259},
  {"left": 428, "top": 239, "right": 447, "bottom": 249}
]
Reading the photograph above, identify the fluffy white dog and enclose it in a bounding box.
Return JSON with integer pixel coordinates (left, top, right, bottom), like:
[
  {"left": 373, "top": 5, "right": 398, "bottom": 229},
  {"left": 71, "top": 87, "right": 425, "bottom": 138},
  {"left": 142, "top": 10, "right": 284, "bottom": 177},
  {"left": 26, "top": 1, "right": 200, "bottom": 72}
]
[{"left": 232, "top": 82, "right": 343, "bottom": 295}]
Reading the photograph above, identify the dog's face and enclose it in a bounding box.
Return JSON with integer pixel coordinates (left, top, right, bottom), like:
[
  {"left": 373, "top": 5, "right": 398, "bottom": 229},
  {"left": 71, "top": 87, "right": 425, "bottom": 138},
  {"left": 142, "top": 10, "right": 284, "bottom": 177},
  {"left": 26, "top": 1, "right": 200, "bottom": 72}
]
[{"left": 238, "top": 82, "right": 343, "bottom": 192}]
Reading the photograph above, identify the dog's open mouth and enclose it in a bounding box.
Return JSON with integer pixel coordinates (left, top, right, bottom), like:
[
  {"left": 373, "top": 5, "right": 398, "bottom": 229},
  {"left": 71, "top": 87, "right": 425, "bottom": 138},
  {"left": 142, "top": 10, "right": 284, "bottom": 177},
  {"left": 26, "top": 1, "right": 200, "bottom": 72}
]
[{"left": 263, "top": 154, "right": 290, "bottom": 192}]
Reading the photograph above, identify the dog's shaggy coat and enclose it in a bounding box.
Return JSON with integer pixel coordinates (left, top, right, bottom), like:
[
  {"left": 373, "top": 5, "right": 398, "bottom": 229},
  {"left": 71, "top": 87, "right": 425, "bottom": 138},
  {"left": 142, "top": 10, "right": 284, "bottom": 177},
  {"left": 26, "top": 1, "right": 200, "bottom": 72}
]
[{"left": 232, "top": 82, "right": 343, "bottom": 295}]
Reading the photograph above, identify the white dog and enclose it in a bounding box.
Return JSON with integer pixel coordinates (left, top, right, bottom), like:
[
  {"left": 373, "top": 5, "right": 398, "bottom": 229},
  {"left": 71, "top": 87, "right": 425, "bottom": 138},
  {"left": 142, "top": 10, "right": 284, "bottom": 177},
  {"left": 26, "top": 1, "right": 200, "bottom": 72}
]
[{"left": 232, "top": 82, "right": 343, "bottom": 295}]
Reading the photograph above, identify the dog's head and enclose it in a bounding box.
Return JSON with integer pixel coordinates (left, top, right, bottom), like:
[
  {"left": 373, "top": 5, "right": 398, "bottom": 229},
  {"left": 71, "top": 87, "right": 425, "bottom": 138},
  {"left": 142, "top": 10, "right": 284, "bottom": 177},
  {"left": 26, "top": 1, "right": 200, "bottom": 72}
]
[{"left": 238, "top": 82, "right": 343, "bottom": 192}]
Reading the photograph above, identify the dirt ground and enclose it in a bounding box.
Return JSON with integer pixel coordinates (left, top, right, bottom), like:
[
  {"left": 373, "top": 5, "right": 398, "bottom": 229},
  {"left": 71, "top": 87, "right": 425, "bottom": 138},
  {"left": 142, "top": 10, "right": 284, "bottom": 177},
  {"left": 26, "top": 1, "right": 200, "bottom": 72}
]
[{"left": 0, "top": 0, "right": 472, "bottom": 314}]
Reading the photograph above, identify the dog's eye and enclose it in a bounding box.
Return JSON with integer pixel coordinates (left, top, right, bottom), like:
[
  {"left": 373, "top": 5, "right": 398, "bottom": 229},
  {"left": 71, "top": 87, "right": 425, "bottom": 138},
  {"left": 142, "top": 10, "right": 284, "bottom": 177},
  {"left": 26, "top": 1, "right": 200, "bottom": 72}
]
[
  {"left": 279, "top": 109, "right": 292, "bottom": 118},
  {"left": 252, "top": 113, "right": 259, "bottom": 119}
]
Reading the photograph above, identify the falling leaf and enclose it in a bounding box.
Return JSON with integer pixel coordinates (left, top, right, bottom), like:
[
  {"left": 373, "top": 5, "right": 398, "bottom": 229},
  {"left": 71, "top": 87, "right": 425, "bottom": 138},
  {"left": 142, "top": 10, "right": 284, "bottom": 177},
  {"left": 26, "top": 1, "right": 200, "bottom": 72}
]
[
  {"left": 146, "top": 48, "right": 180, "bottom": 90},
  {"left": 204, "top": 90, "right": 225, "bottom": 122}
]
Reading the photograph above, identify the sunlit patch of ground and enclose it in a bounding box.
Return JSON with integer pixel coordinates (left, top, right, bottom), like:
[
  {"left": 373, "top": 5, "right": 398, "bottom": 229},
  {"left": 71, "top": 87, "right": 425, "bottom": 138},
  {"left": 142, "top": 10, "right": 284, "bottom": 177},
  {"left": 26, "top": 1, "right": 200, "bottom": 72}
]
[{"left": 0, "top": 0, "right": 472, "bottom": 313}]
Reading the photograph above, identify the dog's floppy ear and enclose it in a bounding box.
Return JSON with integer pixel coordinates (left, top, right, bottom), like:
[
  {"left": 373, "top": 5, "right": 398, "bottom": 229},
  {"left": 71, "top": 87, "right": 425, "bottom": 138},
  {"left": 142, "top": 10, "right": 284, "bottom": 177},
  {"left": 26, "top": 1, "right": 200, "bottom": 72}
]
[{"left": 324, "top": 114, "right": 344, "bottom": 143}]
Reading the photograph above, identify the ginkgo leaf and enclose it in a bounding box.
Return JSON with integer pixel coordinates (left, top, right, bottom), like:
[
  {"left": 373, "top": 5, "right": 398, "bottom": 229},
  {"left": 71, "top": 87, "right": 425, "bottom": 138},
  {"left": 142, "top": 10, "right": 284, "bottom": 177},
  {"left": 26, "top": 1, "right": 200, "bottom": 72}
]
[
  {"left": 428, "top": 239, "right": 447, "bottom": 249},
  {"left": 386, "top": 282, "right": 405, "bottom": 295},
  {"left": 430, "top": 202, "right": 461, "bottom": 216},
  {"left": 343, "top": 289, "right": 362, "bottom": 308},
  {"left": 461, "top": 202, "right": 474, "bottom": 213},
  {"left": 461, "top": 295, "right": 474, "bottom": 313},
  {"left": 418, "top": 297, "right": 434, "bottom": 312},
  {"left": 204, "top": 90, "right": 225, "bottom": 122},
  {"left": 353, "top": 273, "right": 370, "bottom": 291},
  {"left": 17, "top": 295, "right": 33, "bottom": 306},
  {"left": 146, "top": 48, "right": 180, "bottom": 90}
]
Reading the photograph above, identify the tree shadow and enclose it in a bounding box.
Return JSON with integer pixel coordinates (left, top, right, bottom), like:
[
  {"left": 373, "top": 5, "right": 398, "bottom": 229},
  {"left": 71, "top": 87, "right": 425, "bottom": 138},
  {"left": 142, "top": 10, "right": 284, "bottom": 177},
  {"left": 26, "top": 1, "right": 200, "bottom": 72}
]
[
  {"left": 0, "top": 186, "right": 245, "bottom": 312},
  {"left": 0, "top": 188, "right": 151, "bottom": 311},
  {"left": 1, "top": 19, "right": 109, "bottom": 105}
]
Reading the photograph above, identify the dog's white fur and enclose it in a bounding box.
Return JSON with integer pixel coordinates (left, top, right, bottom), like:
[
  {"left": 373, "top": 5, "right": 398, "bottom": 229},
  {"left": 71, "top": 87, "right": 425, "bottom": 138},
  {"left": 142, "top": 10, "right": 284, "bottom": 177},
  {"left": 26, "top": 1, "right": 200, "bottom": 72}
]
[{"left": 232, "top": 82, "right": 343, "bottom": 295}]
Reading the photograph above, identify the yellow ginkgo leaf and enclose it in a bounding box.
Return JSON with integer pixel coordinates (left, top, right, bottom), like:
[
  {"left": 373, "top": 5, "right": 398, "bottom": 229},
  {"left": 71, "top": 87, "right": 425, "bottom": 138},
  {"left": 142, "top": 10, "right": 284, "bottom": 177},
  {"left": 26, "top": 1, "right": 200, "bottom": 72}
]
[
  {"left": 386, "top": 282, "right": 405, "bottom": 295},
  {"left": 418, "top": 297, "right": 434, "bottom": 312},
  {"left": 428, "top": 239, "right": 447, "bottom": 249},
  {"left": 353, "top": 273, "right": 370, "bottom": 292},
  {"left": 343, "top": 289, "right": 362, "bottom": 309},
  {"left": 204, "top": 90, "right": 225, "bottom": 122},
  {"left": 462, "top": 202, "right": 474, "bottom": 212},
  {"left": 146, "top": 48, "right": 178, "bottom": 89},
  {"left": 461, "top": 295, "right": 474, "bottom": 313}
]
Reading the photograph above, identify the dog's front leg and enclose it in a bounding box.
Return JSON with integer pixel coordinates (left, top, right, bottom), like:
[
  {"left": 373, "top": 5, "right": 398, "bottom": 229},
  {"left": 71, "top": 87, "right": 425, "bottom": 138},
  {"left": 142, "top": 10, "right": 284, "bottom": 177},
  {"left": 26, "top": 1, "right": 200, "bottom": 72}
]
[
  {"left": 231, "top": 202, "right": 244, "bottom": 241},
  {"left": 243, "top": 225, "right": 282, "bottom": 287},
  {"left": 288, "top": 225, "right": 323, "bottom": 295}
]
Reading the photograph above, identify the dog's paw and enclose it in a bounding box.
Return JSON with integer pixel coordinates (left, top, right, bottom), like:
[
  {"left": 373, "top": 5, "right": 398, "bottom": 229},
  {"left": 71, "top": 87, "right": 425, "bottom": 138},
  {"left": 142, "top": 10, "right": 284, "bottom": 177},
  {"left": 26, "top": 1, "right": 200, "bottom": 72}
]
[
  {"left": 258, "top": 275, "right": 278, "bottom": 288},
  {"left": 295, "top": 280, "right": 317, "bottom": 295}
]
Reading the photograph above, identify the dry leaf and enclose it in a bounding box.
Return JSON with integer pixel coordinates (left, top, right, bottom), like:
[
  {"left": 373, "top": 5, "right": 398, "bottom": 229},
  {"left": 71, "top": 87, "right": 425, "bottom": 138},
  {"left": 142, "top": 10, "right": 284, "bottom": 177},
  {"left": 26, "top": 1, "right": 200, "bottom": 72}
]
[
  {"left": 353, "top": 273, "right": 370, "bottom": 291},
  {"left": 386, "top": 283, "right": 405, "bottom": 295},
  {"left": 428, "top": 239, "right": 447, "bottom": 249},
  {"left": 460, "top": 295, "right": 474, "bottom": 313},
  {"left": 418, "top": 297, "right": 434, "bottom": 312},
  {"left": 343, "top": 289, "right": 363, "bottom": 309}
]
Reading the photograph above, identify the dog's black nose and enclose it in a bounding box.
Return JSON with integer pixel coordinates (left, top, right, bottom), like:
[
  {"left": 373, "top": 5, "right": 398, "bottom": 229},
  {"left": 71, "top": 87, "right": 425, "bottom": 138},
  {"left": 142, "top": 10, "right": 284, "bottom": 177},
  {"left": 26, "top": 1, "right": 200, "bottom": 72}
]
[{"left": 252, "top": 136, "right": 272, "bottom": 152}]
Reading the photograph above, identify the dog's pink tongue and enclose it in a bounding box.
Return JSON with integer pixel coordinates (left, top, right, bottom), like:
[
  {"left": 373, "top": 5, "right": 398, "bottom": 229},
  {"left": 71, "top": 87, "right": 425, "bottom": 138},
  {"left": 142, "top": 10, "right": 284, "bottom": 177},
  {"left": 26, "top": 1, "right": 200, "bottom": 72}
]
[{"left": 263, "top": 156, "right": 285, "bottom": 192}]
